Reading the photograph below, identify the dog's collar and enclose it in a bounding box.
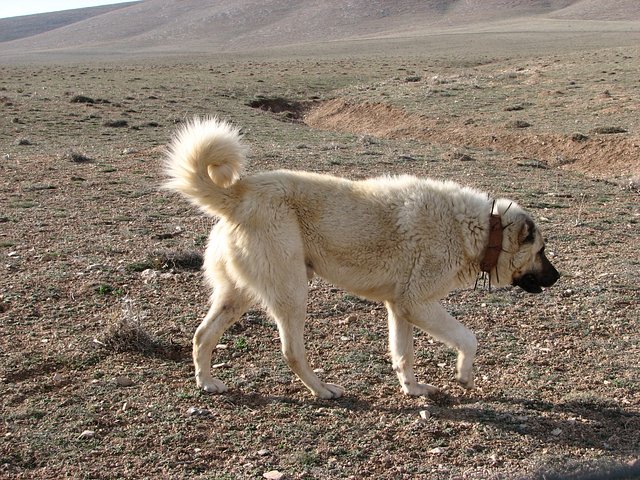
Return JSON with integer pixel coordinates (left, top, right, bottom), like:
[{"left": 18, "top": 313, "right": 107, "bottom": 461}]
[{"left": 480, "top": 213, "right": 503, "bottom": 273}]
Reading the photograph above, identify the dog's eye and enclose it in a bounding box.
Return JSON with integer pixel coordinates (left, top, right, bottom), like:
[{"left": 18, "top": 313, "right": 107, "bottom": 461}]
[{"left": 524, "top": 231, "right": 536, "bottom": 243}]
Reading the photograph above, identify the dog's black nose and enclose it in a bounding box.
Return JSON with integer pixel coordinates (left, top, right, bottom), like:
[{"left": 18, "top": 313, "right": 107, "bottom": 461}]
[{"left": 540, "top": 253, "right": 560, "bottom": 288}]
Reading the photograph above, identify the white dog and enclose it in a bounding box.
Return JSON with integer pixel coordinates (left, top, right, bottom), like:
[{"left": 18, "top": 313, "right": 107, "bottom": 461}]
[{"left": 165, "top": 117, "right": 559, "bottom": 399}]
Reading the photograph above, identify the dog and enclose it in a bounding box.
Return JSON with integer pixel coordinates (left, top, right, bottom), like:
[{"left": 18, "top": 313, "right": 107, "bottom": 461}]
[{"left": 164, "top": 117, "right": 560, "bottom": 399}]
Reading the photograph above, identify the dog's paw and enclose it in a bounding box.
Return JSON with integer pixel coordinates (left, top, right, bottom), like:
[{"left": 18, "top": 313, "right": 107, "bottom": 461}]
[
  {"left": 403, "top": 382, "right": 439, "bottom": 397},
  {"left": 197, "top": 375, "right": 228, "bottom": 394},
  {"left": 314, "top": 382, "right": 344, "bottom": 400},
  {"left": 456, "top": 374, "right": 475, "bottom": 390}
]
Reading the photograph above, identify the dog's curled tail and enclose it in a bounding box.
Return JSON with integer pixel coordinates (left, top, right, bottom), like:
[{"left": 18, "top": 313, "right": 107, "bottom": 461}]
[{"left": 164, "top": 117, "right": 247, "bottom": 217}]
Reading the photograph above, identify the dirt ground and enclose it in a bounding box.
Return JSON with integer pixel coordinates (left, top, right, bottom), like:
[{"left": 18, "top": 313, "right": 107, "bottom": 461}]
[{"left": 0, "top": 42, "right": 638, "bottom": 479}]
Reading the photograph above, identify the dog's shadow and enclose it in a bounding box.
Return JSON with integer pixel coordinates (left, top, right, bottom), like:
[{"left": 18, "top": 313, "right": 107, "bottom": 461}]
[
  {"left": 427, "top": 392, "right": 638, "bottom": 451},
  {"left": 214, "top": 388, "right": 637, "bottom": 452}
]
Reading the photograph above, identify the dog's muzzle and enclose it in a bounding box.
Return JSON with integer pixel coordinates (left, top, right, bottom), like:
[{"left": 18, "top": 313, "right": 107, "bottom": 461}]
[{"left": 513, "top": 252, "right": 560, "bottom": 294}]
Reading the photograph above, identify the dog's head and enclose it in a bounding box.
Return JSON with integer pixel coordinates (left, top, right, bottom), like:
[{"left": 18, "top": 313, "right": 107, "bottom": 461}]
[{"left": 494, "top": 201, "right": 560, "bottom": 294}]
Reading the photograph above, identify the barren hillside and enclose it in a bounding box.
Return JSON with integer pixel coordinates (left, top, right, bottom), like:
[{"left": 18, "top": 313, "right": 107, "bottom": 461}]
[
  {"left": 1, "top": 0, "right": 639, "bottom": 57},
  {"left": 0, "top": 2, "right": 140, "bottom": 43}
]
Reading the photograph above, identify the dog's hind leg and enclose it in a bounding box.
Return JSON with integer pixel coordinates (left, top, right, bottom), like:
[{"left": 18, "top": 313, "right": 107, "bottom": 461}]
[
  {"left": 193, "top": 285, "right": 252, "bottom": 393},
  {"left": 405, "top": 302, "right": 478, "bottom": 389},
  {"left": 386, "top": 301, "right": 439, "bottom": 396}
]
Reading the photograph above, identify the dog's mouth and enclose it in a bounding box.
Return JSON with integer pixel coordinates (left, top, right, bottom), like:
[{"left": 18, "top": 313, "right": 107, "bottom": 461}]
[
  {"left": 513, "top": 268, "right": 560, "bottom": 294},
  {"left": 512, "top": 274, "right": 544, "bottom": 294}
]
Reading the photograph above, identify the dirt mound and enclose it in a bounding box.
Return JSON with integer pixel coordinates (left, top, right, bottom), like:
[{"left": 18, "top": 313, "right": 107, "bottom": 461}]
[
  {"left": 305, "top": 99, "right": 429, "bottom": 138},
  {"left": 305, "top": 98, "right": 640, "bottom": 179}
]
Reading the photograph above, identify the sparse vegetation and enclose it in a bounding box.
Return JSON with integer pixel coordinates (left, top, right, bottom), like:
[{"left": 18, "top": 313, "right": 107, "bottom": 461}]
[
  {"left": 103, "top": 119, "right": 128, "bottom": 128},
  {"left": 0, "top": 26, "right": 638, "bottom": 480}
]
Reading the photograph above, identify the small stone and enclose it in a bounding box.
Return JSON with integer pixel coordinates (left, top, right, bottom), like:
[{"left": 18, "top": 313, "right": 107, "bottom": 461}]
[
  {"left": 140, "top": 269, "right": 158, "bottom": 283},
  {"left": 419, "top": 410, "right": 430, "bottom": 421},
  {"left": 187, "top": 406, "right": 212, "bottom": 417},
  {"left": 78, "top": 430, "right": 95, "bottom": 439},
  {"left": 257, "top": 449, "right": 270, "bottom": 456},
  {"left": 263, "top": 471, "right": 284, "bottom": 480},
  {"left": 429, "top": 447, "right": 444, "bottom": 454},
  {"left": 114, "top": 375, "right": 134, "bottom": 387}
]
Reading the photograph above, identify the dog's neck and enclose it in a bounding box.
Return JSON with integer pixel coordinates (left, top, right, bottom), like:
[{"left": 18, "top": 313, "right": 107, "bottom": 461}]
[{"left": 480, "top": 213, "right": 503, "bottom": 273}]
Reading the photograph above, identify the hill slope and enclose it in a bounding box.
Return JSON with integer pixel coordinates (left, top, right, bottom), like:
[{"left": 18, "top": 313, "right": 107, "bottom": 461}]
[
  {"left": 0, "top": 2, "right": 140, "bottom": 43},
  {"left": 1, "top": 0, "right": 639, "bottom": 57}
]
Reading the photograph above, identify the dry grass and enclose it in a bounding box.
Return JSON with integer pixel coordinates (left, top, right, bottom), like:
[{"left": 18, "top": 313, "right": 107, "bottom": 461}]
[{"left": 0, "top": 38, "right": 638, "bottom": 480}]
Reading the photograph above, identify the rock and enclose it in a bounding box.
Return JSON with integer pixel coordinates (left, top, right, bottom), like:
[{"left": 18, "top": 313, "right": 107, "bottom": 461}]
[
  {"left": 52, "top": 373, "right": 69, "bottom": 385},
  {"left": 78, "top": 430, "right": 95, "bottom": 439},
  {"left": 429, "top": 447, "right": 445, "bottom": 454},
  {"left": 263, "top": 471, "right": 284, "bottom": 480},
  {"left": 87, "top": 263, "right": 106, "bottom": 272},
  {"left": 419, "top": 410, "right": 430, "bottom": 421},
  {"left": 140, "top": 269, "right": 158, "bottom": 283},
  {"left": 187, "top": 407, "right": 212, "bottom": 417},
  {"left": 257, "top": 449, "right": 270, "bottom": 456},
  {"left": 114, "top": 375, "right": 134, "bottom": 387}
]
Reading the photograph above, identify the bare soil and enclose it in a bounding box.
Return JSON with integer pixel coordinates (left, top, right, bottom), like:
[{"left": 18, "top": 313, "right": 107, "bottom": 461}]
[{"left": 0, "top": 43, "right": 638, "bottom": 479}]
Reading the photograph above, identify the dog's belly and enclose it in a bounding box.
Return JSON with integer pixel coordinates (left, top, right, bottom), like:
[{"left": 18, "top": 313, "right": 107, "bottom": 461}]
[{"left": 309, "top": 259, "right": 398, "bottom": 302}]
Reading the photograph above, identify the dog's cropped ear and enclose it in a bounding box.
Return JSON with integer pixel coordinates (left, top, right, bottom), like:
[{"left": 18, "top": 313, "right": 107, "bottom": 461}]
[{"left": 517, "top": 216, "right": 537, "bottom": 244}]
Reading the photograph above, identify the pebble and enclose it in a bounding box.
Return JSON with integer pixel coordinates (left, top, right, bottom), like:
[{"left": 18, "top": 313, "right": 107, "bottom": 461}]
[
  {"left": 187, "top": 407, "right": 212, "bottom": 417},
  {"left": 257, "top": 449, "right": 270, "bottom": 456},
  {"left": 78, "top": 430, "right": 95, "bottom": 439},
  {"left": 114, "top": 375, "right": 134, "bottom": 387},
  {"left": 429, "top": 447, "right": 444, "bottom": 454},
  {"left": 419, "top": 410, "right": 430, "bottom": 421},
  {"left": 339, "top": 314, "right": 357, "bottom": 325},
  {"left": 87, "top": 263, "right": 106, "bottom": 271},
  {"left": 140, "top": 269, "right": 158, "bottom": 283},
  {"left": 263, "top": 471, "right": 284, "bottom": 480}
]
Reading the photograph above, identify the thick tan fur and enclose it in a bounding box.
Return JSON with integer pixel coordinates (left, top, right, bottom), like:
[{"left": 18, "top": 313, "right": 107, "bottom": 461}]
[{"left": 165, "top": 117, "right": 558, "bottom": 399}]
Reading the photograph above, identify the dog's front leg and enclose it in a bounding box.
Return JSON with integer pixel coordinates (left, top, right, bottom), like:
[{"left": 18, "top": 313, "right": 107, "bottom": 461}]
[
  {"left": 411, "top": 302, "right": 478, "bottom": 389},
  {"left": 386, "top": 302, "right": 439, "bottom": 396}
]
